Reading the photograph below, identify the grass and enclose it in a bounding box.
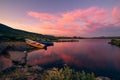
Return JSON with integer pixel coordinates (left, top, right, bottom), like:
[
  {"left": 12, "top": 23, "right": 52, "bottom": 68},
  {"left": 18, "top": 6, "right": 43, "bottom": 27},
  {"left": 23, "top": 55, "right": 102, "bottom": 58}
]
[
  {"left": 0, "top": 66, "right": 96, "bottom": 80},
  {"left": 109, "top": 39, "right": 120, "bottom": 47}
]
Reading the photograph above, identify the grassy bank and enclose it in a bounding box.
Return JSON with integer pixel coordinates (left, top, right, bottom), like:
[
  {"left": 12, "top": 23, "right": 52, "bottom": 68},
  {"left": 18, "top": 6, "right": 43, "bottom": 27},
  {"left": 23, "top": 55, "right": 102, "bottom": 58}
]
[
  {"left": 109, "top": 39, "right": 120, "bottom": 47},
  {"left": 0, "top": 66, "right": 97, "bottom": 80}
]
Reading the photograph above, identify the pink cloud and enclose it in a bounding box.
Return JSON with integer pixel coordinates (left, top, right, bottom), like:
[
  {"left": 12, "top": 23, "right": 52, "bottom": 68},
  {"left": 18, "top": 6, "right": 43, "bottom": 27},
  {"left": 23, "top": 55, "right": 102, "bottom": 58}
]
[
  {"left": 27, "top": 7, "right": 120, "bottom": 36},
  {"left": 112, "top": 7, "right": 120, "bottom": 26},
  {"left": 28, "top": 11, "right": 58, "bottom": 20},
  {"left": 112, "top": 7, "right": 119, "bottom": 18}
]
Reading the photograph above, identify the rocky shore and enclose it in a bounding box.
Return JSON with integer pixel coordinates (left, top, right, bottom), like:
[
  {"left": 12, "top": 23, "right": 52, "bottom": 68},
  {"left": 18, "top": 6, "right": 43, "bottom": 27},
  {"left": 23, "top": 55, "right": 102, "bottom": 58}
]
[
  {"left": 0, "top": 41, "right": 35, "bottom": 52},
  {"left": 0, "top": 41, "right": 35, "bottom": 72}
]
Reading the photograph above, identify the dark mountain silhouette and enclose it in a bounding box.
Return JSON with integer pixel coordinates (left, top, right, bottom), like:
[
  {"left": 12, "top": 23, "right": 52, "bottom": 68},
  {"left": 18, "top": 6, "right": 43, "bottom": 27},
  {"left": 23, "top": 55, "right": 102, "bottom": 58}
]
[{"left": 0, "top": 23, "right": 57, "bottom": 41}]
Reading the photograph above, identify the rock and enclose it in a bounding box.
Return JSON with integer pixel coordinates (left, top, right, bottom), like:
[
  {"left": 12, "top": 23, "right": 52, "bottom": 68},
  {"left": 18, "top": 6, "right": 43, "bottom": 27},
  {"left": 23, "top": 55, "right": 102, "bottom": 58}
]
[
  {"left": 32, "top": 65, "right": 43, "bottom": 71},
  {"left": 25, "top": 72, "right": 31, "bottom": 76},
  {"left": 0, "top": 56, "right": 12, "bottom": 71},
  {"left": 27, "top": 73, "right": 37, "bottom": 80},
  {"left": 96, "top": 76, "right": 111, "bottom": 80},
  {"left": 9, "top": 51, "right": 27, "bottom": 65}
]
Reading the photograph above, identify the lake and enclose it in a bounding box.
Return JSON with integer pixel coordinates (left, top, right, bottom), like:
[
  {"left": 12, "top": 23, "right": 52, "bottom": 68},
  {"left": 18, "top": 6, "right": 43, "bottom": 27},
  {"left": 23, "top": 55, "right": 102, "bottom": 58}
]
[
  {"left": 0, "top": 39, "right": 120, "bottom": 79},
  {"left": 27, "top": 39, "right": 120, "bottom": 80}
]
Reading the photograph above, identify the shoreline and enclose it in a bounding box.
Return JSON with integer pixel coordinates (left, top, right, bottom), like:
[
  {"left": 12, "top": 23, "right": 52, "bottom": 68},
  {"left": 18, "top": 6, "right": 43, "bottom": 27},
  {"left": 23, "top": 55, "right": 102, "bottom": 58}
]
[
  {"left": 0, "top": 41, "right": 35, "bottom": 52},
  {"left": 0, "top": 40, "right": 113, "bottom": 80}
]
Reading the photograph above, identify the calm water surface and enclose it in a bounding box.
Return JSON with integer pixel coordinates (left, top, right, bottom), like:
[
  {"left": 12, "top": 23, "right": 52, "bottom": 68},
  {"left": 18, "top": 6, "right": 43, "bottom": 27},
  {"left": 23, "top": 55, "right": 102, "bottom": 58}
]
[{"left": 28, "top": 39, "right": 120, "bottom": 79}]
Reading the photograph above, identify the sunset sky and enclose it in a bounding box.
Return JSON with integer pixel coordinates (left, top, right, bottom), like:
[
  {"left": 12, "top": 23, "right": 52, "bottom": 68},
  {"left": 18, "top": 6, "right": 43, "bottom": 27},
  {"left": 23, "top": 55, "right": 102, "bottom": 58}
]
[{"left": 0, "top": 0, "right": 120, "bottom": 37}]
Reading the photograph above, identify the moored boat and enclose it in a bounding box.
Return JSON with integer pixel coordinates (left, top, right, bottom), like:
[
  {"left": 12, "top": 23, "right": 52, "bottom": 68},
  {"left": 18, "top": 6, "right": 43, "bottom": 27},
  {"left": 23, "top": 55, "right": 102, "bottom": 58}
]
[
  {"left": 25, "top": 39, "right": 45, "bottom": 49},
  {"left": 38, "top": 41, "right": 54, "bottom": 46}
]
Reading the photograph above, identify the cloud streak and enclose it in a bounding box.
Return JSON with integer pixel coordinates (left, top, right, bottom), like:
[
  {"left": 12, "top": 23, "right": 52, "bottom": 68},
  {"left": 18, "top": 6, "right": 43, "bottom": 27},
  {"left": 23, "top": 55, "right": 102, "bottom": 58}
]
[
  {"left": 28, "top": 7, "right": 120, "bottom": 36},
  {"left": 28, "top": 11, "right": 58, "bottom": 20}
]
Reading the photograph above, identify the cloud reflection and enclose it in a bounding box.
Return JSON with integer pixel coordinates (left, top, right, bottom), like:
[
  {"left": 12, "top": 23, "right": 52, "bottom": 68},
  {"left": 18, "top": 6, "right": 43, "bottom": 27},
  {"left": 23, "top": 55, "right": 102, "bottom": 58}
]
[{"left": 27, "top": 40, "right": 120, "bottom": 71}]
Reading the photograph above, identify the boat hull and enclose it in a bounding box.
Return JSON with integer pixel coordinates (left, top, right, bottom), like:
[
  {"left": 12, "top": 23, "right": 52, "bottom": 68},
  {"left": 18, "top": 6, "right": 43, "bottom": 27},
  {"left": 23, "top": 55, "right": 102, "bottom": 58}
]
[{"left": 25, "top": 39, "right": 45, "bottom": 49}]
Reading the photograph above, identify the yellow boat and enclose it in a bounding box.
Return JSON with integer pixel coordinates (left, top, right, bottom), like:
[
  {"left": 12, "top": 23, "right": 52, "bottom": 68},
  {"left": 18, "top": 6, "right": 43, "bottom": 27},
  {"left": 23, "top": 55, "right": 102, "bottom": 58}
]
[{"left": 25, "top": 39, "right": 45, "bottom": 49}]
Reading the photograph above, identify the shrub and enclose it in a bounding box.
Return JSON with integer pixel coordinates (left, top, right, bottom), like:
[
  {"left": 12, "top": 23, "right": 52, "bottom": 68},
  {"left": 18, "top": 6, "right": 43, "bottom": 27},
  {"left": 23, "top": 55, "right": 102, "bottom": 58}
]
[{"left": 40, "top": 66, "right": 96, "bottom": 80}]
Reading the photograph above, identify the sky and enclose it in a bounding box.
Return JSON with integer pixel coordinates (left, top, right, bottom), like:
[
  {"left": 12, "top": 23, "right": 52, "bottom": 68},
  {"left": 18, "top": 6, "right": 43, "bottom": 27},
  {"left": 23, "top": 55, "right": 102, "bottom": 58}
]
[{"left": 0, "top": 0, "right": 120, "bottom": 37}]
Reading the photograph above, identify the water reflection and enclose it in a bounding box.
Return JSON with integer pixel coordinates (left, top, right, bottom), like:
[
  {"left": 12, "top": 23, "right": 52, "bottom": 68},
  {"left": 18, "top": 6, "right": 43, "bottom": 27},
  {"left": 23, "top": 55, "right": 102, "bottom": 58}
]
[
  {"left": 27, "top": 39, "right": 120, "bottom": 79},
  {"left": 0, "top": 42, "right": 53, "bottom": 71}
]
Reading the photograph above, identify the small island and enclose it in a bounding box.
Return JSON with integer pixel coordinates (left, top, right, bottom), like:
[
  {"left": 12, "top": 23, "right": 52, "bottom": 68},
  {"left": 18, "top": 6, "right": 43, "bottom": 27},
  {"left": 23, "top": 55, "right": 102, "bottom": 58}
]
[{"left": 109, "top": 39, "right": 120, "bottom": 47}]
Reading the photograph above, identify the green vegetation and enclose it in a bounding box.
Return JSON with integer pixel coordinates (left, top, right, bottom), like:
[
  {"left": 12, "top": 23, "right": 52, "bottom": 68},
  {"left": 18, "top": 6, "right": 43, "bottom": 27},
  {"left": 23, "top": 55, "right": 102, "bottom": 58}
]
[
  {"left": 42, "top": 67, "right": 96, "bottom": 80},
  {"left": 109, "top": 39, "right": 120, "bottom": 47},
  {"left": 0, "top": 66, "right": 96, "bottom": 80},
  {"left": 0, "top": 24, "right": 57, "bottom": 42}
]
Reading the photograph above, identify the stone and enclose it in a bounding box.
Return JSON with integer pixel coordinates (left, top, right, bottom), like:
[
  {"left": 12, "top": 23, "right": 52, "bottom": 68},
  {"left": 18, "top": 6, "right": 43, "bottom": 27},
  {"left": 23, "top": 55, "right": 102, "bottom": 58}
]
[{"left": 96, "top": 76, "right": 111, "bottom": 80}]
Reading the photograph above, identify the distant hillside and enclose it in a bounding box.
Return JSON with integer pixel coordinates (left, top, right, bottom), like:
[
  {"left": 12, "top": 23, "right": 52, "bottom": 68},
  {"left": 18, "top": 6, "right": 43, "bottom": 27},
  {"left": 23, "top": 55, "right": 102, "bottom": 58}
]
[
  {"left": 57, "top": 36, "right": 85, "bottom": 39},
  {"left": 0, "top": 23, "right": 57, "bottom": 41}
]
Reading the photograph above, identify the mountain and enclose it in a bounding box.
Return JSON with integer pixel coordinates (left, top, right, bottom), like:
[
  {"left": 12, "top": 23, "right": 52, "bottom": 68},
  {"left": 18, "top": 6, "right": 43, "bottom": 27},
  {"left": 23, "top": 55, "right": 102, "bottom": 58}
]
[{"left": 0, "top": 23, "right": 57, "bottom": 41}]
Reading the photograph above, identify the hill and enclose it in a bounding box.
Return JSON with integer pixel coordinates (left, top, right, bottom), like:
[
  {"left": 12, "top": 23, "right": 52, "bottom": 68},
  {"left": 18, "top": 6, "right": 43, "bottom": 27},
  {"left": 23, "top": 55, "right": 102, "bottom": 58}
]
[{"left": 0, "top": 23, "right": 57, "bottom": 41}]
